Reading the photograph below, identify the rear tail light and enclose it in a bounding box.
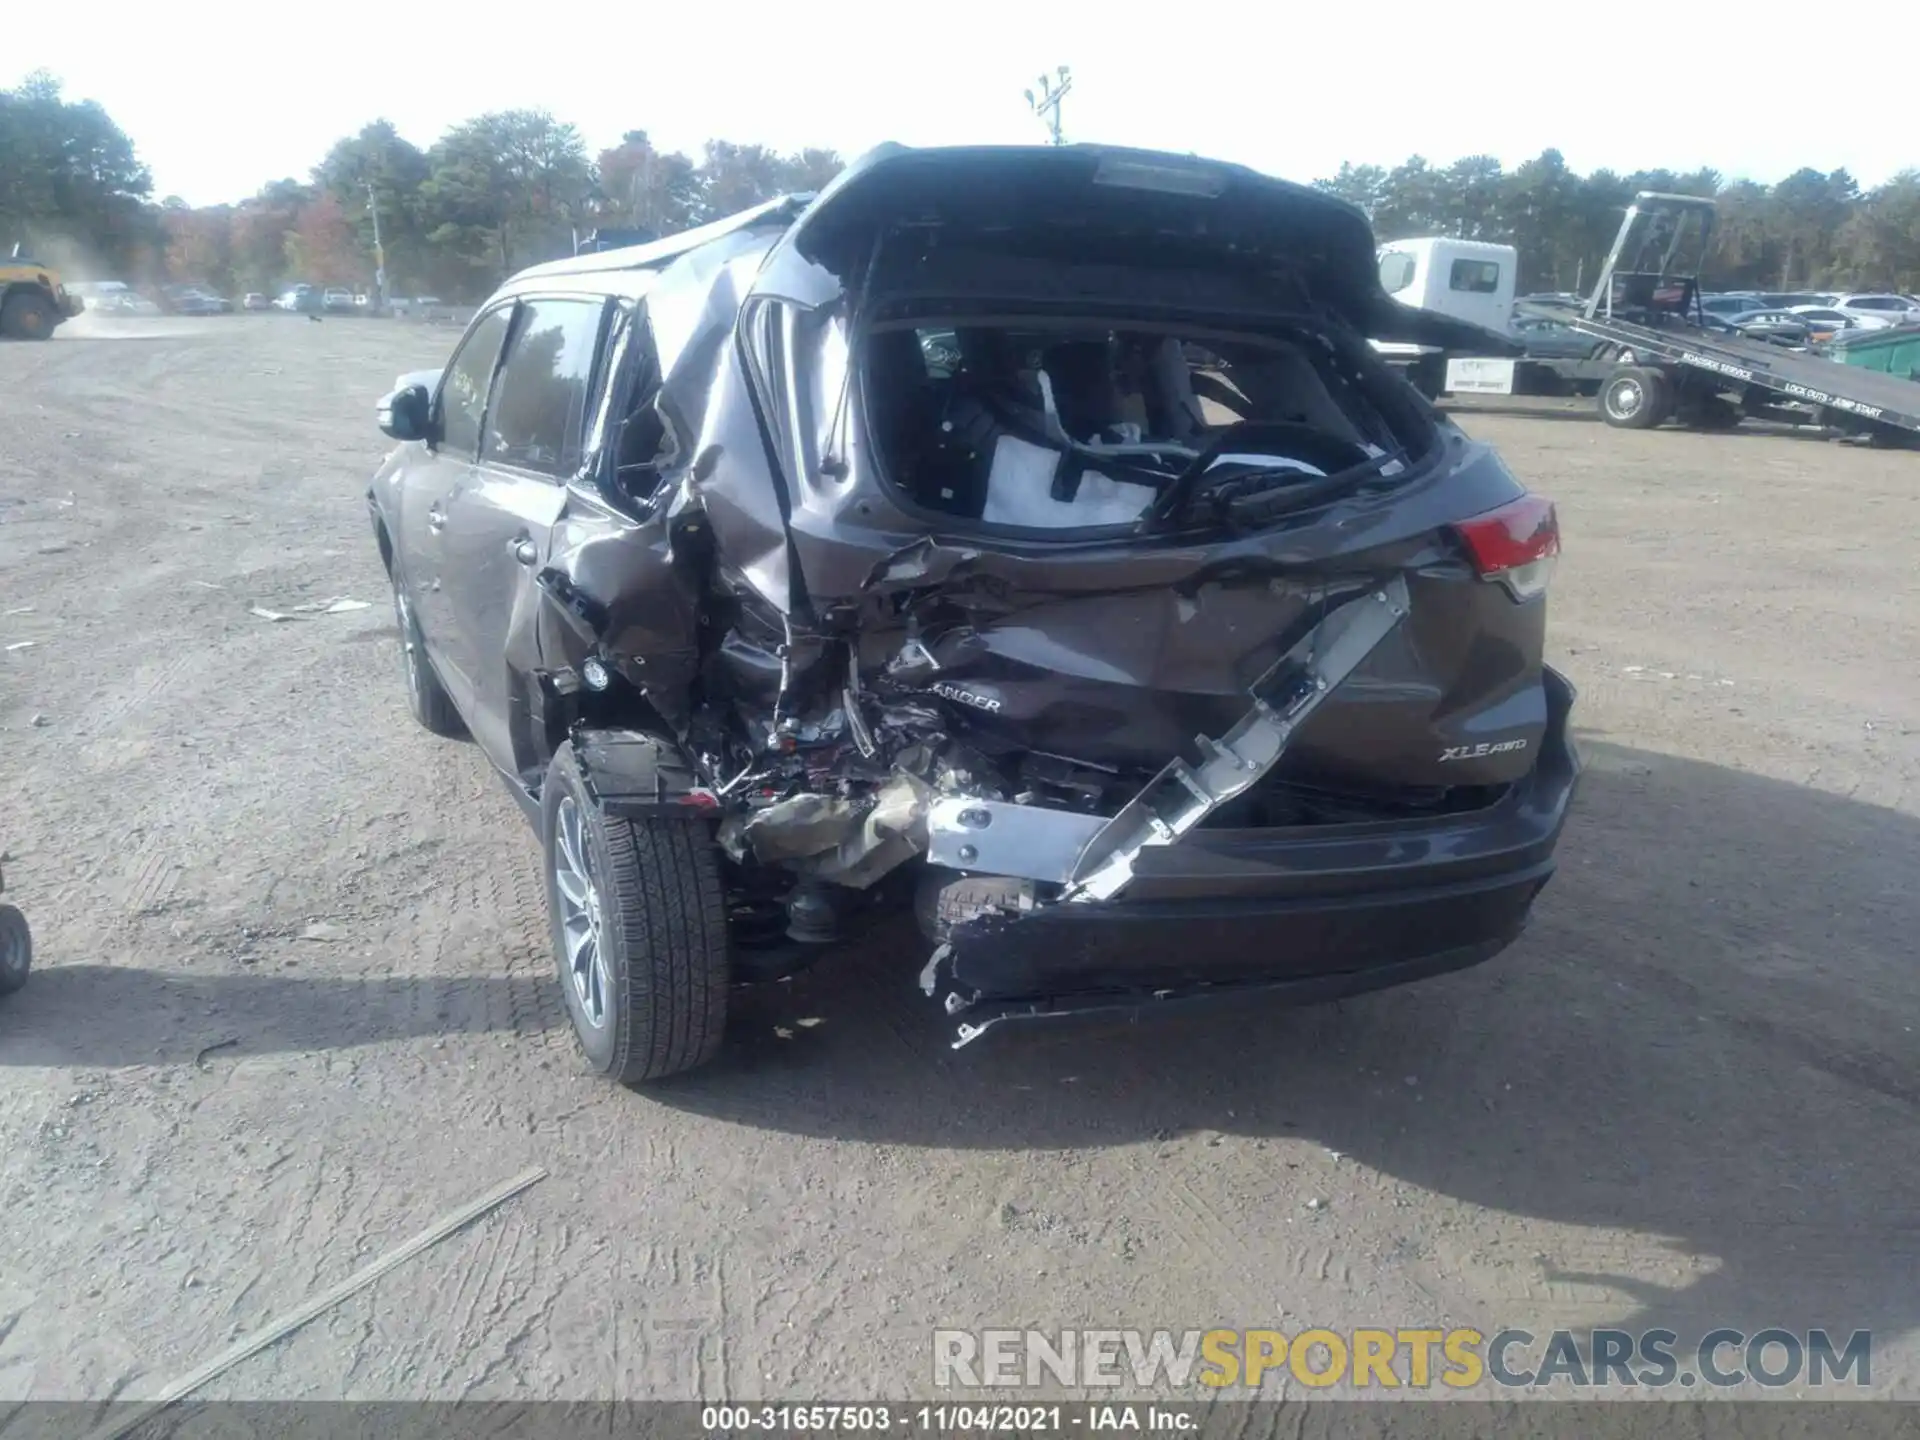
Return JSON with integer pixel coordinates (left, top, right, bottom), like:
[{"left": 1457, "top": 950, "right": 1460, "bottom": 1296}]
[{"left": 1454, "top": 494, "right": 1559, "bottom": 601}]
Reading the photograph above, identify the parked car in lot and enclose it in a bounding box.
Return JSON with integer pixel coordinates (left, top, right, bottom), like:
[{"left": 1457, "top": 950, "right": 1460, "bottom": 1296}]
[
  {"left": 92, "top": 290, "right": 163, "bottom": 317},
  {"left": 1702, "top": 307, "right": 1811, "bottom": 347},
  {"left": 159, "top": 283, "right": 233, "bottom": 315},
  {"left": 1789, "top": 305, "right": 1877, "bottom": 343},
  {"left": 71, "top": 280, "right": 130, "bottom": 311},
  {"left": 242, "top": 292, "right": 271, "bottom": 311},
  {"left": 390, "top": 295, "right": 446, "bottom": 320},
  {"left": 367, "top": 144, "right": 1580, "bottom": 1081},
  {"left": 1698, "top": 293, "right": 1765, "bottom": 322},
  {"left": 322, "top": 287, "right": 356, "bottom": 313},
  {"left": 1829, "top": 293, "right": 1920, "bottom": 328},
  {"left": 1511, "top": 313, "right": 1598, "bottom": 360}
]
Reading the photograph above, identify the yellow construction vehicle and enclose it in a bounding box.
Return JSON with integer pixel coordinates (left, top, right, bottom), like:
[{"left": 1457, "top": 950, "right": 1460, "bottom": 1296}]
[{"left": 1, "top": 243, "right": 84, "bottom": 339}]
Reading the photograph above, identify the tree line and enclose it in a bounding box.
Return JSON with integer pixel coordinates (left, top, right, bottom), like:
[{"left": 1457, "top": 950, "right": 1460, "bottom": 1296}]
[
  {"left": 6, "top": 70, "right": 1918, "bottom": 302},
  {"left": 1315, "top": 153, "right": 1920, "bottom": 295},
  {"left": 1, "top": 73, "right": 842, "bottom": 301}
]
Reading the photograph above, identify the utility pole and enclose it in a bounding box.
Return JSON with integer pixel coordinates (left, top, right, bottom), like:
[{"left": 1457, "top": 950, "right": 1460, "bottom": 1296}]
[
  {"left": 1024, "top": 67, "right": 1073, "bottom": 146},
  {"left": 364, "top": 181, "right": 387, "bottom": 311}
]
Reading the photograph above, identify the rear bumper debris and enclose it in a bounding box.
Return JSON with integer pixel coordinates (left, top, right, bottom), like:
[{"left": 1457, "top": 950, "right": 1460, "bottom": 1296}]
[{"left": 924, "top": 666, "right": 1579, "bottom": 1046}]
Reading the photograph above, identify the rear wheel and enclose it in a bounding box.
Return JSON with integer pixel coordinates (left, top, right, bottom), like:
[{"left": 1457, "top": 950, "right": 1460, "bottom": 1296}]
[
  {"left": 1600, "top": 366, "right": 1670, "bottom": 429},
  {"left": 542, "top": 741, "right": 730, "bottom": 1083},
  {"left": 390, "top": 571, "right": 466, "bottom": 738},
  {"left": 0, "top": 904, "right": 31, "bottom": 996},
  {"left": 1, "top": 289, "right": 57, "bottom": 340}
]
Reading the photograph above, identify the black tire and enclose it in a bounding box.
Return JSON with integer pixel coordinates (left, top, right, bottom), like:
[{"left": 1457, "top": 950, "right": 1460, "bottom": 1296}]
[
  {"left": 542, "top": 740, "right": 730, "bottom": 1083},
  {"left": 1684, "top": 396, "right": 1742, "bottom": 431},
  {"left": 915, "top": 870, "right": 1031, "bottom": 943},
  {"left": 1640, "top": 369, "right": 1674, "bottom": 427},
  {"left": 390, "top": 571, "right": 467, "bottom": 738},
  {"left": 1600, "top": 366, "right": 1669, "bottom": 429},
  {"left": 1, "top": 288, "right": 58, "bottom": 341},
  {"left": 0, "top": 904, "right": 31, "bottom": 996}
]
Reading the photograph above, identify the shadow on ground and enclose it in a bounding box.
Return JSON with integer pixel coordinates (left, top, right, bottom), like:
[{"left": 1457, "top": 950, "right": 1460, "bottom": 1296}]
[
  {"left": 0, "top": 969, "right": 559, "bottom": 1067},
  {"left": 661, "top": 737, "right": 1920, "bottom": 1350}
]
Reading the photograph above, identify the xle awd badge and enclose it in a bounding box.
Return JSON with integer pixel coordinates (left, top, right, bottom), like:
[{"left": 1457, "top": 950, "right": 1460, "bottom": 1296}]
[
  {"left": 1439, "top": 738, "right": 1529, "bottom": 762},
  {"left": 930, "top": 682, "right": 1003, "bottom": 714}
]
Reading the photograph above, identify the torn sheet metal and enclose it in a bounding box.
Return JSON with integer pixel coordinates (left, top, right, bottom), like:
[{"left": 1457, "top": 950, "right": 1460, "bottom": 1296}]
[
  {"left": 719, "top": 771, "right": 933, "bottom": 888},
  {"left": 921, "top": 578, "right": 1410, "bottom": 899},
  {"left": 1066, "top": 577, "right": 1410, "bottom": 901}
]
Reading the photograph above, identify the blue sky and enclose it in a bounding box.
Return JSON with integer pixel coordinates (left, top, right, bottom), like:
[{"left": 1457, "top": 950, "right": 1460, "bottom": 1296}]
[{"left": 19, "top": 0, "right": 1915, "bottom": 206}]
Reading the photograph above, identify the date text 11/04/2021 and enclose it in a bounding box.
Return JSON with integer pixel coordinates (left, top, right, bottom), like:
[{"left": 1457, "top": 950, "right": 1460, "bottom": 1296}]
[{"left": 701, "top": 1406, "right": 1194, "bottom": 1432}]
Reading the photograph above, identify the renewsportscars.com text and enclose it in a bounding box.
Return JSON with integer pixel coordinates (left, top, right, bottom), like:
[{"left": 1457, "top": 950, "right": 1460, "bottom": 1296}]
[{"left": 933, "top": 1327, "right": 1871, "bottom": 1391}]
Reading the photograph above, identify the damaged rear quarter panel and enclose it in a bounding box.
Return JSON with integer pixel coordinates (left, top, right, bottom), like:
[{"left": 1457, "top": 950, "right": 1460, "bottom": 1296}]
[{"left": 541, "top": 487, "right": 706, "bottom": 732}]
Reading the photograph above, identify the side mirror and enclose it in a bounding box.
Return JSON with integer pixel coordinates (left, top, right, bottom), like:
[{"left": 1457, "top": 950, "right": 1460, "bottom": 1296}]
[{"left": 377, "top": 383, "right": 433, "bottom": 443}]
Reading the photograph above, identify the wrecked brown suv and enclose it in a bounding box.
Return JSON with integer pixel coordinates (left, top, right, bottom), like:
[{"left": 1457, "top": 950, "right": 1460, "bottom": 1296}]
[{"left": 368, "top": 143, "right": 1579, "bottom": 1082}]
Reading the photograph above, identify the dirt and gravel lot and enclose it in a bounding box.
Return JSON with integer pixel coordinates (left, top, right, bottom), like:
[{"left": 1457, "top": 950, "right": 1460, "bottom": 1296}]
[{"left": 1, "top": 315, "right": 1917, "bottom": 1407}]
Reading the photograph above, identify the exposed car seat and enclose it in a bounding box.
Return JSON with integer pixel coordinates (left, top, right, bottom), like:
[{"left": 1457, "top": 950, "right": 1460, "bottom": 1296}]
[
  {"left": 1038, "top": 339, "right": 1125, "bottom": 442},
  {"left": 868, "top": 327, "right": 1359, "bottom": 530},
  {"left": 1227, "top": 344, "right": 1365, "bottom": 444},
  {"left": 1140, "top": 335, "right": 1207, "bottom": 439}
]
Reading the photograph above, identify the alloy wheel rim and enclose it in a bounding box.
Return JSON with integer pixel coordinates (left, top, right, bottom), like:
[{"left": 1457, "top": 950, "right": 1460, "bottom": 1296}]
[
  {"left": 1613, "top": 378, "right": 1644, "bottom": 417},
  {"left": 553, "top": 796, "right": 611, "bottom": 1030}
]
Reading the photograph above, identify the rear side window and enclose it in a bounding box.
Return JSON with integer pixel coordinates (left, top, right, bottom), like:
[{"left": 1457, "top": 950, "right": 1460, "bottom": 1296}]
[
  {"left": 609, "top": 306, "right": 674, "bottom": 507},
  {"left": 437, "top": 307, "right": 512, "bottom": 458},
  {"left": 1378, "top": 252, "right": 1416, "bottom": 294},
  {"left": 484, "top": 298, "right": 608, "bottom": 477},
  {"left": 1449, "top": 259, "right": 1500, "bottom": 294}
]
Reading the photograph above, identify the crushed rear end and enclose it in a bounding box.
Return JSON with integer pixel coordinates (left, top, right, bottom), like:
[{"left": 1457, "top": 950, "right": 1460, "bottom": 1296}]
[{"left": 537, "top": 144, "right": 1580, "bottom": 1046}]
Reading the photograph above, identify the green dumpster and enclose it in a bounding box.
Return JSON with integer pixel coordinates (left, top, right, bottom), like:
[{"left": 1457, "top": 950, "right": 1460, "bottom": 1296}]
[{"left": 1827, "top": 325, "right": 1920, "bottom": 382}]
